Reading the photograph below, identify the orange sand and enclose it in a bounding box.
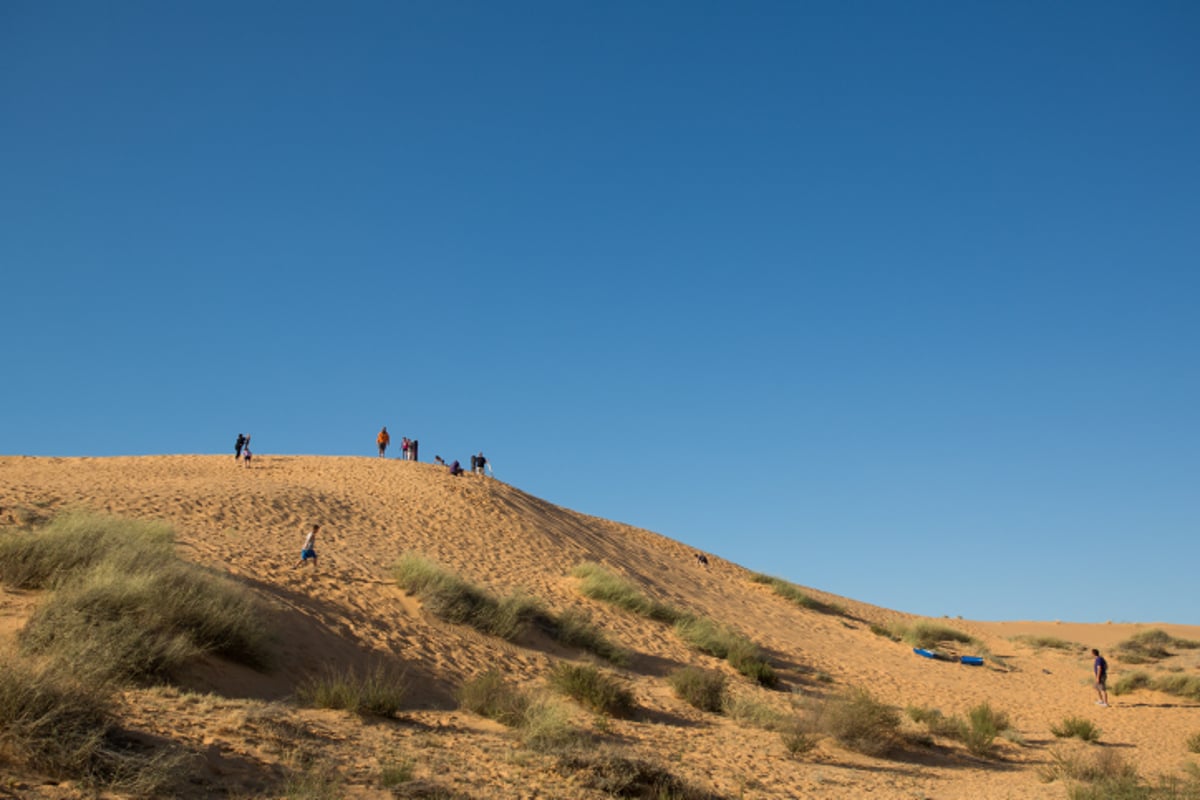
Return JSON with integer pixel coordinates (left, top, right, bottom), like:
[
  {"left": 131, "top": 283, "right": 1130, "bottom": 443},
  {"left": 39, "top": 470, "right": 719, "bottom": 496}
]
[{"left": 1, "top": 455, "right": 1197, "bottom": 799}]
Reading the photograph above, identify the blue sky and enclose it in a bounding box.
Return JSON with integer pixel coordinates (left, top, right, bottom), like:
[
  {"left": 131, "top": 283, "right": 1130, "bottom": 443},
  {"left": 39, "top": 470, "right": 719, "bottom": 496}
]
[{"left": 3, "top": 2, "right": 1197, "bottom": 624}]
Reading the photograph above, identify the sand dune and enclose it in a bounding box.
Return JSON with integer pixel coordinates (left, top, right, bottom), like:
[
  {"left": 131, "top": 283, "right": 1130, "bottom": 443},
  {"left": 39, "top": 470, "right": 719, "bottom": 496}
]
[{"left": 1, "top": 455, "right": 1197, "bottom": 799}]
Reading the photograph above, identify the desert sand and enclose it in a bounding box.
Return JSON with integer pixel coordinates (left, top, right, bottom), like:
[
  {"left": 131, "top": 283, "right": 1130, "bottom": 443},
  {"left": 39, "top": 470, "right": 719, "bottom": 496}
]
[{"left": 1, "top": 455, "right": 1197, "bottom": 799}]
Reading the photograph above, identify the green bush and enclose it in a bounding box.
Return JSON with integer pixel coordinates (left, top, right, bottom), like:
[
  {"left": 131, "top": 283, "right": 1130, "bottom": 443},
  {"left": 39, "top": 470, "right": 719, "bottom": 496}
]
[
  {"left": 571, "top": 562, "right": 682, "bottom": 623},
  {"left": 749, "top": 573, "right": 845, "bottom": 616},
  {"left": 547, "top": 663, "right": 634, "bottom": 718},
  {"left": 456, "top": 670, "right": 530, "bottom": 727},
  {"left": 673, "top": 616, "right": 777, "bottom": 687},
  {"left": 820, "top": 688, "right": 901, "bottom": 757},
  {"left": 0, "top": 512, "right": 174, "bottom": 589},
  {"left": 543, "top": 609, "right": 628, "bottom": 666},
  {"left": 894, "top": 621, "right": 975, "bottom": 651},
  {"left": 556, "top": 751, "right": 724, "bottom": 799},
  {"left": 1112, "top": 671, "right": 1200, "bottom": 702},
  {"left": 0, "top": 663, "right": 182, "bottom": 793},
  {"left": 668, "top": 667, "right": 727, "bottom": 713},
  {"left": 1011, "top": 635, "right": 1082, "bottom": 652},
  {"left": 518, "top": 695, "right": 582, "bottom": 753},
  {"left": 393, "top": 554, "right": 542, "bottom": 641},
  {"left": 957, "top": 702, "right": 1010, "bottom": 757},
  {"left": 5, "top": 514, "right": 272, "bottom": 684},
  {"left": 1051, "top": 716, "right": 1102, "bottom": 742},
  {"left": 297, "top": 662, "right": 408, "bottom": 717}
]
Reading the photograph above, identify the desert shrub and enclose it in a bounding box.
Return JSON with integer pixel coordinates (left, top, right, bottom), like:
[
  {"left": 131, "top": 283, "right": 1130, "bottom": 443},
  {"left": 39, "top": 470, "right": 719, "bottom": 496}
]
[
  {"left": 749, "top": 573, "right": 845, "bottom": 616},
  {"left": 0, "top": 512, "right": 174, "bottom": 589},
  {"left": 724, "top": 694, "right": 786, "bottom": 730},
  {"left": 1187, "top": 732, "right": 1200, "bottom": 754},
  {"left": 673, "top": 616, "right": 777, "bottom": 687},
  {"left": 0, "top": 663, "right": 183, "bottom": 793},
  {"left": 893, "top": 621, "right": 975, "bottom": 651},
  {"left": 571, "top": 562, "right": 682, "bottom": 623},
  {"left": 957, "top": 702, "right": 1010, "bottom": 757},
  {"left": 906, "top": 705, "right": 957, "bottom": 737},
  {"left": 1051, "top": 716, "right": 1102, "bottom": 742},
  {"left": 456, "top": 670, "right": 530, "bottom": 727},
  {"left": 556, "top": 750, "right": 724, "bottom": 799},
  {"left": 378, "top": 753, "right": 415, "bottom": 787},
  {"left": 1112, "top": 629, "right": 1198, "bottom": 665},
  {"left": 393, "top": 554, "right": 540, "bottom": 641},
  {"left": 548, "top": 663, "right": 634, "bottom": 718},
  {"left": 297, "top": 662, "right": 408, "bottom": 717},
  {"left": 780, "top": 718, "right": 821, "bottom": 757},
  {"left": 668, "top": 667, "right": 727, "bottom": 713},
  {"left": 819, "top": 688, "right": 901, "bottom": 757},
  {"left": 1012, "top": 635, "right": 1082, "bottom": 652},
  {"left": 543, "top": 608, "right": 628, "bottom": 665},
  {"left": 20, "top": 554, "right": 272, "bottom": 683},
  {"left": 518, "top": 695, "right": 582, "bottom": 752},
  {"left": 1113, "top": 671, "right": 1153, "bottom": 695},
  {"left": 870, "top": 623, "right": 899, "bottom": 640}
]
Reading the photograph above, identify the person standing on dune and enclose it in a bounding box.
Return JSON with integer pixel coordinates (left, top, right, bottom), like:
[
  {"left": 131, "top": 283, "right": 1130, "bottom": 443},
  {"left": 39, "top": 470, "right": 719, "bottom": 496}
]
[
  {"left": 234, "top": 433, "right": 246, "bottom": 461},
  {"left": 377, "top": 426, "right": 390, "bottom": 458},
  {"left": 1092, "top": 648, "right": 1109, "bottom": 707}
]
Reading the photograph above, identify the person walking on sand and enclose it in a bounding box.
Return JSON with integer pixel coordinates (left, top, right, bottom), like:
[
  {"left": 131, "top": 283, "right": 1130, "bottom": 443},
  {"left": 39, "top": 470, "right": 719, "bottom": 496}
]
[
  {"left": 242, "top": 436, "right": 252, "bottom": 468},
  {"left": 1092, "top": 648, "right": 1110, "bottom": 707},
  {"left": 294, "top": 524, "right": 320, "bottom": 569},
  {"left": 377, "top": 426, "right": 390, "bottom": 458},
  {"left": 401, "top": 436, "right": 410, "bottom": 460},
  {"left": 234, "top": 433, "right": 246, "bottom": 461}
]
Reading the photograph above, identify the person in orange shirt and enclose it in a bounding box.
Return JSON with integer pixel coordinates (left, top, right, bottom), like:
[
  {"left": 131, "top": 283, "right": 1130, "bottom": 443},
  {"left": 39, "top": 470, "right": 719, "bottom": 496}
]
[{"left": 377, "top": 426, "right": 390, "bottom": 458}]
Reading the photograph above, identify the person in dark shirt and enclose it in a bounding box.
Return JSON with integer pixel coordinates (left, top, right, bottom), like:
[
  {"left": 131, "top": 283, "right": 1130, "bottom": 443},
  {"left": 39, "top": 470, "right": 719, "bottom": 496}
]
[{"left": 1092, "top": 648, "right": 1109, "bottom": 707}]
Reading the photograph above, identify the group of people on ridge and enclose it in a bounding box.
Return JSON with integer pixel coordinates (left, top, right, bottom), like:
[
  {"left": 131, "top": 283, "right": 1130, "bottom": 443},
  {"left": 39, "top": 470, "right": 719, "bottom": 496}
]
[
  {"left": 233, "top": 433, "right": 252, "bottom": 467},
  {"left": 377, "top": 427, "right": 420, "bottom": 461}
]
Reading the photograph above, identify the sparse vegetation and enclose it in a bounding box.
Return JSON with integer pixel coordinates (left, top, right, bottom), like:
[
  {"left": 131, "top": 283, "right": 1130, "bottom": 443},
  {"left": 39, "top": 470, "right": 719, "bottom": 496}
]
[
  {"left": 1187, "top": 732, "right": 1200, "bottom": 754},
  {"left": 555, "top": 750, "right": 724, "bottom": 799},
  {"left": 749, "top": 573, "right": 845, "bottom": 616},
  {"left": 1112, "top": 670, "right": 1200, "bottom": 702},
  {"left": 724, "top": 694, "right": 786, "bottom": 730},
  {"left": 297, "top": 661, "right": 408, "bottom": 717},
  {"left": 0, "top": 663, "right": 184, "bottom": 794},
  {"left": 456, "top": 670, "right": 530, "bottom": 727},
  {"left": 1012, "top": 635, "right": 1083, "bottom": 652},
  {"left": 818, "top": 687, "right": 901, "bottom": 757},
  {"left": 1051, "top": 716, "right": 1102, "bottom": 742},
  {"left": 541, "top": 608, "right": 629, "bottom": 665},
  {"left": 571, "top": 562, "right": 682, "bottom": 623},
  {"left": 547, "top": 663, "right": 635, "bottom": 718},
  {"left": 668, "top": 667, "right": 727, "bottom": 713},
  {"left": 3, "top": 513, "right": 272, "bottom": 684},
  {"left": 1041, "top": 745, "right": 1200, "bottom": 800},
  {"left": 393, "top": 554, "right": 539, "bottom": 640},
  {"left": 957, "top": 702, "right": 1010, "bottom": 757},
  {"left": 378, "top": 753, "right": 415, "bottom": 787},
  {"left": 1115, "top": 629, "right": 1200, "bottom": 664},
  {"left": 673, "top": 616, "right": 778, "bottom": 687},
  {"left": 891, "top": 621, "right": 976, "bottom": 651}
]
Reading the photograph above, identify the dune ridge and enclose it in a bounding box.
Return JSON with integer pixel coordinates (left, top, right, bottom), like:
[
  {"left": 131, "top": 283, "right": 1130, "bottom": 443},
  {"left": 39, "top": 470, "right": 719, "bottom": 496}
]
[{"left": 1, "top": 455, "right": 1198, "bottom": 799}]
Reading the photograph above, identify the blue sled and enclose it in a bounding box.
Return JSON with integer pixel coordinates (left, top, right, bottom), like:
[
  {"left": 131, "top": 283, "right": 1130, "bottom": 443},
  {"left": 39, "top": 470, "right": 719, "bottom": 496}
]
[
  {"left": 960, "top": 656, "right": 984, "bottom": 666},
  {"left": 913, "top": 648, "right": 937, "bottom": 659}
]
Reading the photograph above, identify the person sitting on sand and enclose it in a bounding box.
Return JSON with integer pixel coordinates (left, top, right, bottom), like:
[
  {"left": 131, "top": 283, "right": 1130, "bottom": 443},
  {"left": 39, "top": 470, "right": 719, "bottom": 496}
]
[
  {"left": 294, "top": 524, "right": 319, "bottom": 569},
  {"left": 377, "top": 426, "right": 390, "bottom": 458},
  {"left": 448, "top": 459, "right": 463, "bottom": 476}
]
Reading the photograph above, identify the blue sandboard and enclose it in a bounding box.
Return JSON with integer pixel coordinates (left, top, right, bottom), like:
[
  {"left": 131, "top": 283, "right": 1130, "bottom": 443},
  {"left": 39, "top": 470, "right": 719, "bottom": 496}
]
[
  {"left": 960, "top": 656, "right": 984, "bottom": 666},
  {"left": 913, "top": 648, "right": 937, "bottom": 659}
]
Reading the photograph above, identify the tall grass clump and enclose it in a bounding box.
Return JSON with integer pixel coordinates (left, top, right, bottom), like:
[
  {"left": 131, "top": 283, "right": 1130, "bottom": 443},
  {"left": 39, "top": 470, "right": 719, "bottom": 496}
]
[
  {"left": 0, "top": 512, "right": 174, "bottom": 589},
  {"left": 456, "top": 670, "right": 531, "bottom": 727},
  {"left": 393, "top": 554, "right": 539, "bottom": 641},
  {"left": 556, "top": 750, "right": 724, "bottom": 800},
  {"left": 297, "top": 662, "right": 408, "bottom": 718},
  {"left": 892, "top": 621, "right": 975, "bottom": 651},
  {"left": 673, "top": 616, "right": 777, "bottom": 687},
  {"left": 749, "top": 573, "right": 845, "bottom": 616},
  {"left": 957, "top": 702, "right": 1010, "bottom": 757},
  {"left": 668, "top": 667, "right": 727, "bottom": 713},
  {"left": 541, "top": 609, "right": 629, "bottom": 666},
  {"left": 1186, "top": 732, "right": 1200, "bottom": 754},
  {"left": 1051, "top": 716, "right": 1102, "bottom": 742},
  {"left": 571, "top": 562, "right": 682, "bottom": 623},
  {"left": 547, "top": 663, "right": 634, "bottom": 718},
  {"left": 1012, "top": 635, "right": 1083, "bottom": 652},
  {"left": 5, "top": 514, "right": 272, "bottom": 684},
  {"left": 819, "top": 688, "right": 901, "bottom": 757},
  {"left": 1112, "top": 671, "right": 1200, "bottom": 702},
  {"left": 0, "top": 663, "right": 182, "bottom": 794}
]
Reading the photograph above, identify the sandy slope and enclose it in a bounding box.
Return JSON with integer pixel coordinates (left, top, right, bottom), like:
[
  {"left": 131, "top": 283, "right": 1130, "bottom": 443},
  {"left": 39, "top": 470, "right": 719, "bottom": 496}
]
[{"left": 1, "top": 455, "right": 1197, "bottom": 799}]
